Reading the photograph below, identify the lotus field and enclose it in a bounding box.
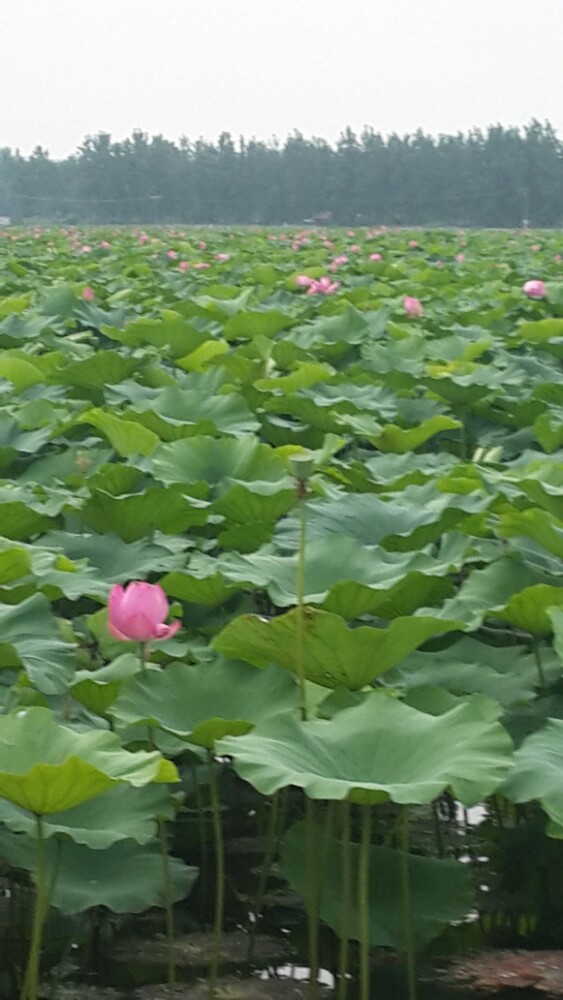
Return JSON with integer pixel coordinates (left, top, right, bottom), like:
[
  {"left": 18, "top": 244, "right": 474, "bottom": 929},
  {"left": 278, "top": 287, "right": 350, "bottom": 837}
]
[{"left": 2, "top": 225, "right": 563, "bottom": 1000}]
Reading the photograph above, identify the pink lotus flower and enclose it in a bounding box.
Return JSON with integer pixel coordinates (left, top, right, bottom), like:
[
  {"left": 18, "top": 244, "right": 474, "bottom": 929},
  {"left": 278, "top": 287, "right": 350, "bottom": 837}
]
[
  {"left": 307, "top": 276, "right": 339, "bottom": 295},
  {"left": 178, "top": 260, "right": 190, "bottom": 272},
  {"left": 408, "top": 240, "right": 419, "bottom": 248},
  {"left": 215, "top": 252, "right": 230, "bottom": 261},
  {"left": 81, "top": 245, "right": 92, "bottom": 254},
  {"left": 167, "top": 249, "right": 178, "bottom": 260},
  {"left": 369, "top": 253, "right": 382, "bottom": 262},
  {"left": 455, "top": 253, "right": 465, "bottom": 263},
  {"left": 198, "top": 241, "right": 207, "bottom": 250},
  {"left": 522, "top": 279, "right": 547, "bottom": 299},
  {"left": 108, "top": 582, "right": 181, "bottom": 643},
  {"left": 100, "top": 241, "right": 111, "bottom": 249},
  {"left": 403, "top": 295, "right": 423, "bottom": 317},
  {"left": 350, "top": 244, "right": 360, "bottom": 253},
  {"left": 531, "top": 244, "right": 541, "bottom": 252},
  {"left": 194, "top": 261, "right": 210, "bottom": 270},
  {"left": 82, "top": 286, "right": 95, "bottom": 302},
  {"left": 296, "top": 274, "right": 313, "bottom": 287},
  {"left": 554, "top": 254, "right": 561, "bottom": 263}
]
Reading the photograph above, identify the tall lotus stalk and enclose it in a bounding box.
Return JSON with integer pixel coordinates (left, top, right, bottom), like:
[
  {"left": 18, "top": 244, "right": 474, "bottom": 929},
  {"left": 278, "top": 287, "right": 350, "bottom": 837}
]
[
  {"left": 400, "top": 806, "right": 417, "bottom": 1000},
  {"left": 208, "top": 754, "right": 225, "bottom": 1000},
  {"left": 107, "top": 581, "right": 181, "bottom": 998},
  {"left": 337, "top": 800, "right": 351, "bottom": 1000},
  {"left": 20, "top": 816, "right": 48, "bottom": 1000},
  {"left": 247, "top": 791, "right": 281, "bottom": 962},
  {"left": 289, "top": 454, "right": 319, "bottom": 999},
  {"left": 358, "top": 806, "right": 372, "bottom": 1000}
]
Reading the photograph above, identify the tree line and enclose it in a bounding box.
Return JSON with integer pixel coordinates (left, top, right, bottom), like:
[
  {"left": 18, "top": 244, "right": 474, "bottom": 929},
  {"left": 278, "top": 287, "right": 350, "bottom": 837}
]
[{"left": 0, "top": 120, "right": 562, "bottom": 227}]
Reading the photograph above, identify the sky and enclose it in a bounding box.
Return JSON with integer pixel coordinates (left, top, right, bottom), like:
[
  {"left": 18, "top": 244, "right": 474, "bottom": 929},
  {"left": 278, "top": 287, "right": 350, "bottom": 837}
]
[{"left": 2, "top": 0, "right": 563, "bottom": 159}]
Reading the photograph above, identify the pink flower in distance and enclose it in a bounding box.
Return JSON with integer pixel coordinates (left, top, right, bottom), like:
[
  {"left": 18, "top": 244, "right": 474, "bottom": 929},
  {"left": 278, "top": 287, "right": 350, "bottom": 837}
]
[
  {"left": 531, "top": 244, "right": 541, "bottom": 252},
  {"left": 194, "top": 261, "right": 210, "bottom": 270},
  {"left": 82, "top": 286, "right": 95, "bottom": 301},
  {"left": 408, "top": 240, "right": 419, "bottom": 248},
  {"left": 296, "top": 274, "right": 313, "bottom": 287},
  {"left": 100, "top": 241, "right": 111, "bottom": 250},
  {"left": 455, "top": 253, "right": 465, "bottom": 263},
  {"left": 215, "top": 252, "right": 230, "bottom": 261},
  {"left": 523, "top": 279, "right": 547, "bottom": 299},
  {"left": 350, "top": 244, "right": 360, "bottom": 253},
  {"left": 404, "top": 295, "right": 423, "bottom": 317},
  {"left": 108, "top": 582, "right": 181, "bottom": 643},
  {"left": 81, "top": 245, "right": 92, "bottom": 254},
  {"left": 554, "top": 254, "right": 561, "bottom": 263},
  {"left": 198, "top": 241, "right": 207, "bottom": 250},
  {"left": 369, "top": 253, "right": 382, "bottom": 262},
  {"left": 178, "top": 260, "right": 190, "bottom": 272},
  {"left": 167, "top": 249, "right": 178, "bottom": 260},
  {"left": 307, "top": 276, "right": 339, "bottom": 295}
]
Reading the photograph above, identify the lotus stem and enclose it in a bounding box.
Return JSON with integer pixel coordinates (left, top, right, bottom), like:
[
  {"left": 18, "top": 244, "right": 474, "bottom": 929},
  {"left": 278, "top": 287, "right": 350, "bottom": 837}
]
[
  {"left": 208, "top": 754, "right": 225, "bottom": 1000},
  {"left": 305, "top": 797, "right": 320, "bottom": 1000},
  {"left": 532, "top": 639, "right": 546, "bottom": 691},
  {"left": 400, "top": 806, "right": 417, "bottom": 1000},
  {"left": 359, "top": 805, "right": 371, "bottom": 1000},
  {"left": 247, "top": 791, "right": 280, "bottom": 961},
  {"left": 159, "top": 820, "right": 176, "bottom": 997},
  {"left": 338, "top": 800, "right": 351, "bottom": 1000},
  {"left": 189, "top": 754, "right": 209, "bottom": 928},
  {"left": 21, "top": 815, "right": 48, "bottom": 1000},
  {"left": 295, "top": 482, "right": 309, "bottom": 720}
]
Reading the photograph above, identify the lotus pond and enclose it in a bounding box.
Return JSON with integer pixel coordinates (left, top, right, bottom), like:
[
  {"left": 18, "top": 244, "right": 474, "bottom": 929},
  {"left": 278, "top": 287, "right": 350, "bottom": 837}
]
[{"left": 2, "top": 225, "right": 563, "bottom": 1000}]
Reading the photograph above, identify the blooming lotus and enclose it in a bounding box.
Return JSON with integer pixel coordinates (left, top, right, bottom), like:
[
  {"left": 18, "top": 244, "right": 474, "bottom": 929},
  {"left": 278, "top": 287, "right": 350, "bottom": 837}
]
[
  {"left": 82, "top": 286, "right": 95, "bottom": 302},
  {"left": 307, "top": 276, "right": 339, "bottom": 295},
  {"left": 522, "top": 279, "right": 547, "bottom": 299},
  {"left": 403, "top": 295, "right": 423, "bottom": 317},
  {"left": 369, "top": 253, "right": 382, "bottom": 261},
  {"left": 108, "top": 582, "right": 181, "bottom": 643}
]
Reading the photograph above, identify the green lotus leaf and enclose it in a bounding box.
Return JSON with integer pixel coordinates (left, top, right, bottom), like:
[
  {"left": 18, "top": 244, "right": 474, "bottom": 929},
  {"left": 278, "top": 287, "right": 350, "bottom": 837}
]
[
  {"left": 0, "top": 707, "right": 177, "bottom": 813},
  {"left": 55, "top": 351, "right": 141, "bottom": 389},
  {"left": 223, "top": 308, "right": 294, "bottom": 341},
  {"left": 429, "top": 557, "right": 563, "bottom": 630},
  {"left": 80, "top": 485, "right": 209, "bottom": 542},
  {"left": 78, "top": 408, "right": 160, "bottom": 457},
  {"left": 218, "top": 695, "right": 513, "bottom": 806},
  {"left": 371, "top": 415, "right": 461, "bottom": 453},
  {"left": 103, "top": 313, "right": 208, "bottom": 357},
  {"left": 0, "top": 831, "right": 196, "bottom": 914},
  {"left": 0, "top": 593, "right": 77, "bottom": 694},
  {"left": 213, "top": 533, "right": 469, "bottom": 615},
  {"left": 150, "top": 434, "right": 287, "bottom": 490},
  {"left": 275, "top": 488, "right": 490, "bottom": 552},
  {"left": 71, "top": 653, "right": 141, "bottom": 716},
  {"left": 212, "top": 608, "right": 461, "bottom": 690},
  {"left": 498, "top": 506, "right": 563, "bottom": 558},
  {"left": 111, "top": 659, "right": 299, "bottom": 748},
  {"left": 386, "top": 636, "right": 557, "bottom": 708},
  {"left": 502, "top": 719, "right": 563, "bottom": 828},
  {"left": 281, "top": 821, "right": 472, "bottom": 950},
  {"left": 41, "top": 530, "right": 189, "bottom": 583},
  {"left": 0, "top": 782, "right": 175, "bottom": 848}
]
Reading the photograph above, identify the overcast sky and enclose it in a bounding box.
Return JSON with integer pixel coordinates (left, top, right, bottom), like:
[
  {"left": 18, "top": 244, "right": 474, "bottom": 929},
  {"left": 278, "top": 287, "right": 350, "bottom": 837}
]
[{"left": 2, "top": 0, "right": 563, "bottom": 159}]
